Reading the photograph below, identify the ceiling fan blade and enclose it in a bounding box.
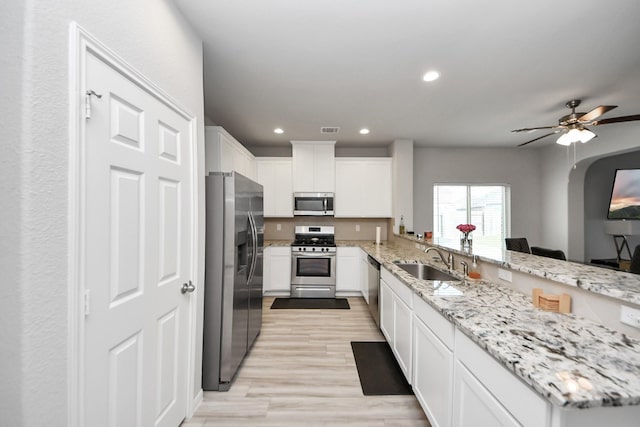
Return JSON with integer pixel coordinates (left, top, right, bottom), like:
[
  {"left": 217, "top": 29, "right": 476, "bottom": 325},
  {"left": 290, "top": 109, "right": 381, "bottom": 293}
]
[
  {"left": 592, "top": 114, "right": 640, "bottom": 125},
  {"left": 511, "top": 125, "right": 559, "bottom": 133},
  {"left": 578, "top": 105, "right": 617, "bottom": 122},
  {"left": 517, "top": 131, "right": 559, "bottom": 147}
]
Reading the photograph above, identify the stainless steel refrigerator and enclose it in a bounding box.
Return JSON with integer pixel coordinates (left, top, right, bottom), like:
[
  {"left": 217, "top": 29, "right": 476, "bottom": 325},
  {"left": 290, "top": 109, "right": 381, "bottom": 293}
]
[{"left": 203, "top": 172, "right": 263, "bottom": 391}]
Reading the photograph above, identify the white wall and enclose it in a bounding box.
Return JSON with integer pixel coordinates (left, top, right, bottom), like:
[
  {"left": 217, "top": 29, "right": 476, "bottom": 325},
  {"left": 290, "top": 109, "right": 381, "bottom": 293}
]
[
  {"left": 0, "top": 1, "right": 205, "bottom": 426},
  {"left": 1, "top": 0, "right": 27, "bottom": 423},
  {"left": 413, "top": 147, "right": 542, "bottom": 244}
]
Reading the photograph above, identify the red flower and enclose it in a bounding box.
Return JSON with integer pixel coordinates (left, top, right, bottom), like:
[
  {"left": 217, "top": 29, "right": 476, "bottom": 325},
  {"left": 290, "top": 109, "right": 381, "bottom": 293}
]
[{"left": 456, "top": 224, "right": 476, "bottom": 233}]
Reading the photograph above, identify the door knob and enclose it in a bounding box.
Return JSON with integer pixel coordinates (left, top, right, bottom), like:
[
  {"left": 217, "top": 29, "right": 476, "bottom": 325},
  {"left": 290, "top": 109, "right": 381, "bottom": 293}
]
[{"left": 181, "top": 280, "right": 195, "bottom": 294}]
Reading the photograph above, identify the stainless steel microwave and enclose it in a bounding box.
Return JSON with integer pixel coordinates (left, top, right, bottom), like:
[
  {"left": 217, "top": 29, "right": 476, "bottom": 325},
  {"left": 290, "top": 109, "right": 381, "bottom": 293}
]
[{"left": 293, "top": 192, "right": 334, "bottom": 216}]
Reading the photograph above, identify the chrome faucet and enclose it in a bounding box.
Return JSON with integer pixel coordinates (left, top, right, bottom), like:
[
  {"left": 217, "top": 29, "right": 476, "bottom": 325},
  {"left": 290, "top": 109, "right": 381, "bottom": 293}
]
[
  {"left": 460, "top": 260, "right": 469, "bottom": 277},
  {"left": 424, "top": 247, "right": 454, "bottom": 271}
]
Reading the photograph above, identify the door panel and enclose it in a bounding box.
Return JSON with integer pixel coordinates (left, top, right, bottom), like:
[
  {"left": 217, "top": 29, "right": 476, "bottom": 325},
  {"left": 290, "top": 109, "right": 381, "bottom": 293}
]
[
  {"left": 109, "top": 167, "right": 144, "bottom": 304},
  {"left": 84, "top": 50, "right": 192, "bottom": 427},
  {"left": 109, "top": 332, "right": 142, "bottom": 427}
]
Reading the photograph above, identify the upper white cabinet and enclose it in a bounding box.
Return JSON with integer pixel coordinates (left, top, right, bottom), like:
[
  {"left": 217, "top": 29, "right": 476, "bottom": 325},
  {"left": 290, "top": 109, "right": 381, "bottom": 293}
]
[
  {"left": 205, "top": 126, "right": 256, "bottom": 180},
  {"left": 291, "top": 141, "right": 336, "bottom": 192},
  {"left": 256, "top": 158, "right": 293, "bottom": 217},
  {"left": 335, "top": 158, "right": 392, "bottom": 217}
]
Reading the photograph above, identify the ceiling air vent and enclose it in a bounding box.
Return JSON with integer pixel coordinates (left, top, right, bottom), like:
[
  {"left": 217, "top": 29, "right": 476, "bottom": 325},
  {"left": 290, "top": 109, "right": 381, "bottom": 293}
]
[{"left": 320, "top": 126, "right": 340, "bottom": 134}]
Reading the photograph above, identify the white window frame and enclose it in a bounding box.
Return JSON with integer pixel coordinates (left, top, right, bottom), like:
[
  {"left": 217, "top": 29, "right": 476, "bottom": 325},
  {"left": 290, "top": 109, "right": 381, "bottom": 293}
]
[{"left": 433, "top": 184, "right": 511, "bottom": 248}]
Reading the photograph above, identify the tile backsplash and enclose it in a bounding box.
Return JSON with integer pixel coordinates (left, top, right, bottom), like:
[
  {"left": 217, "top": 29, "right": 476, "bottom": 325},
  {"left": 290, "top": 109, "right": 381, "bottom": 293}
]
[{"left": 264, "top": 217, "right": 390, "bottom": 241}]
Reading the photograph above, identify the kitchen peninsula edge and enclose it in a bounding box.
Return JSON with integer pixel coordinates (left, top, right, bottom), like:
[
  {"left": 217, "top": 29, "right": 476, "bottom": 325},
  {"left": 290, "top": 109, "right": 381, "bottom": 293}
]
[{"left": 266, "top": 237, "right": 640, "bottom": 415}]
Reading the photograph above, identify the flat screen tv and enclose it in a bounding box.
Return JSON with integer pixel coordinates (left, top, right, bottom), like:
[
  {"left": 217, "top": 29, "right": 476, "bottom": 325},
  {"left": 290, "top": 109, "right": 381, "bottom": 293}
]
[{"left": 607, "top": 168, "right": 640, "bottom": 220}]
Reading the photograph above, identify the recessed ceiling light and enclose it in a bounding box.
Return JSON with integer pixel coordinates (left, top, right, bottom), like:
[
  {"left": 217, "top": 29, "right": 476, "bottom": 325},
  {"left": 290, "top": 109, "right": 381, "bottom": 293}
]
[
  {"left": 422, "top": 70, "right": 440, "bottom": 82},
  {"left": 359, "top": 128, "right": 370, "bottom": 135},
  {"left": 274, "top": 128, "right": 284, "bottom": 134}
]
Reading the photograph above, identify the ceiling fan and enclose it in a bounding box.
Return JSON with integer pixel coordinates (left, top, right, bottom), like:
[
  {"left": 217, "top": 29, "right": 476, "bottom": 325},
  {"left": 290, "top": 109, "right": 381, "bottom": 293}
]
[{"left": 513, "top": 99, "right": 640, "bottom": 147}]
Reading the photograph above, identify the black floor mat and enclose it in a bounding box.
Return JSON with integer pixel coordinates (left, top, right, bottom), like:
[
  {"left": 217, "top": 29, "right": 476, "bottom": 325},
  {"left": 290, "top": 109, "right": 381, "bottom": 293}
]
[
  {"left": 351, "top": 341, "right": 413, "bottom": 396},
  {"left": 270, "top": 298, "right": 350, "bottom": 309}
]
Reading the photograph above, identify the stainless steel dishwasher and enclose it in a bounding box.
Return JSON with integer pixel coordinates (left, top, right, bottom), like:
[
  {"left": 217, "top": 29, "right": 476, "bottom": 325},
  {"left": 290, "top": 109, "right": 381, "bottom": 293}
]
[{"left": 366, "top": 255, "right": 380, "bottom": 327}]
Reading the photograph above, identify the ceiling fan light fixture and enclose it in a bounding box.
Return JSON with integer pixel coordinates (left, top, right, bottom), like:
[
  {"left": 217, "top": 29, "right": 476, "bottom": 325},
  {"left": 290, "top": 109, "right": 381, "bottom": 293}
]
[
  {"left": 579, "top": 128, "right": 596, "bottom": 143},
  {"left": 556, "top": 132, "right": 572, "bottom": 146}
]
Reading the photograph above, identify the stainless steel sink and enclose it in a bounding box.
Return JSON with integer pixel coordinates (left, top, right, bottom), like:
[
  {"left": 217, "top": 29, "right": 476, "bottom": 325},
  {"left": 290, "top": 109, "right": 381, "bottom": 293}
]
[{"left": 393, "top": 262, "right": 458, "bottom": 281}]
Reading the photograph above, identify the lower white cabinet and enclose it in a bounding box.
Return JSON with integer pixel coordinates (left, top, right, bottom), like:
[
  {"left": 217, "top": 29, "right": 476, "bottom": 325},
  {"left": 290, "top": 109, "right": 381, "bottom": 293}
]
[
  {"left": 377, "top": 262, "right": 640, "bottom": 427},
  {"left": 336, "top": 247, "right": 362, "bottom": 293},
  {"left": 413, "top": 297, "right": 454, "bottom": 427},
  {"left": 360, "top": 250, "right": 369, "bottom": 303},
  {"left": 454, "top": 331, "right": 550, "bottom": 427},
  {"left": 452, "top": 359, "right": 520, "bottom": 427},
  {"left": 263, "top": 247, "right": 291, "bottom": 295},
  {"left": 380, "top": 276, "right": 394, "bottom": 342},
  {"left": 380, "top": 267, "right": 413, "bottom": 383}
]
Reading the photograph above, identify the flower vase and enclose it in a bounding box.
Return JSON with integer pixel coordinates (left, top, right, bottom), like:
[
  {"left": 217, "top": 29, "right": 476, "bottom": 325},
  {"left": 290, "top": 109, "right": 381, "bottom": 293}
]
[{"left": 460, "top": 232, "right": 473, "bottom": 249}]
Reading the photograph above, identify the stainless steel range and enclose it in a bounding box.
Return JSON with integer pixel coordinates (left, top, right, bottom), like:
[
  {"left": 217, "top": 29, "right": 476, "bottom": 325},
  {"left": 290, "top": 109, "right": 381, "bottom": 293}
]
[{"left": 291, "top": 225, "right": 336, "bottom": 298}]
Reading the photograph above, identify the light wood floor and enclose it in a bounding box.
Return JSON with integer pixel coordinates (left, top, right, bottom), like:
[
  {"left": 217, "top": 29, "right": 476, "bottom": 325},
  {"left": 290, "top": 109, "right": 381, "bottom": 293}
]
[{"left": 182, "top": 296, "right": 430, "bottom": 426}]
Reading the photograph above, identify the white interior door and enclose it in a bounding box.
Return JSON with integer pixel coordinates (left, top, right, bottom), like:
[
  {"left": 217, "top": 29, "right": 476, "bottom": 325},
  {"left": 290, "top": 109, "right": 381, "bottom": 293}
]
[{"left": 83, "top": 50, "right": 193, "bottom": 427}]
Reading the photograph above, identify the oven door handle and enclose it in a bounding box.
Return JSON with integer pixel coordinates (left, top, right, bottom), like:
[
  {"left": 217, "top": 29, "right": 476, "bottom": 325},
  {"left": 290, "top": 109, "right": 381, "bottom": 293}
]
[{"left": 292, "top": 251, "right": 336, "bottom": 258}]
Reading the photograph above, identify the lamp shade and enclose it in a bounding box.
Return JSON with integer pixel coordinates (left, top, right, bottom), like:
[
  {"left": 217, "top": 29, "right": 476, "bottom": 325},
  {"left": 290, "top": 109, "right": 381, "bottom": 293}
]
[
  {"left": 556, "top": 132, "right": 572, "bottom": 146},
  {"left": 579, "top": 129, "right": 596, "bottom": 143}
]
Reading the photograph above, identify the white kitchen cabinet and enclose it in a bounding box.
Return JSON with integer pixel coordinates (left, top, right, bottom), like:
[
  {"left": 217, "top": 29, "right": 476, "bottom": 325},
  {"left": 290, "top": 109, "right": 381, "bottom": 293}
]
[
  {"left": 335, "top": 158, "right": 392, "bottom": 217},
  {"left": 380, "top": 276, "right": 394, "bottom": 345},
  {"left": 336, "top": 247, "right": 362, "bottom": 294},
  {"left": 413, "top": 296, "right": 454, "bottom": 427},
  {"left": 263, "top": 247, "right": 291, "bottom": 295},
  {"left": 291, "top": 141, "right": 335, "bottom": 192},
  {"left": 360, "top": 250, "right": 369, "bottom": 303},
  {"left": 256, "top": 158, "right": 293, "bottom": 217},
  {"left": 454, "top": 330, "right": 550, "bottom": 427},
  {"left": 205, "top": 126, "right": 256, "bottom": 180},
  {"left": 380, "top": 267, "right": 413, "bottom": 383},
  {"left": 452, "top": 359, "right": 521, "bottom": 427}
]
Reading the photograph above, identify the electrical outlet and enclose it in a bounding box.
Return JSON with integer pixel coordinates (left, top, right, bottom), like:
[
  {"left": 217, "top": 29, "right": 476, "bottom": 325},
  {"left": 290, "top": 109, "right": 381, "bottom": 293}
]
[
  {"left": 276, "top": 223, "right": 281, "bottom": 231},
  {"left": 498, "top": 268, "right": 512, "bottom": 282},
  {"left": 355, "top": 224, "right": 360, "bottom": 232},
  {"left": 620, "top": 306, "right": 640, "bottom": 329}
]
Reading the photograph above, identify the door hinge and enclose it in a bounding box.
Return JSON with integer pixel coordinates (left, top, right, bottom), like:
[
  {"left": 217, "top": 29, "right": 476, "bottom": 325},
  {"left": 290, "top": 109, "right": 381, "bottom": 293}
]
[
  {"left": 84, "top": 289, "right": 90, "bottom": 316},
  {"left": 85, "top": 89, "right": 102, "bottom": 119}
]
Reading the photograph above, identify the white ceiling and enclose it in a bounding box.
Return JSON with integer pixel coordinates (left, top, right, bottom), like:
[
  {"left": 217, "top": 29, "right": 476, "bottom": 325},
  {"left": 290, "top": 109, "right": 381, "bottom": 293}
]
[{"left": 175, "top": 0, "right": 640, "bottom": 148}]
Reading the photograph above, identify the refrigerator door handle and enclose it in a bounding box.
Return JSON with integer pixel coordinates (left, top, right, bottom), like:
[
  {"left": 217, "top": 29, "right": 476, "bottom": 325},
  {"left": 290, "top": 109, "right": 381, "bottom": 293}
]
[{"left": 247, "top": 211, "right": 258, "bottom": 285}]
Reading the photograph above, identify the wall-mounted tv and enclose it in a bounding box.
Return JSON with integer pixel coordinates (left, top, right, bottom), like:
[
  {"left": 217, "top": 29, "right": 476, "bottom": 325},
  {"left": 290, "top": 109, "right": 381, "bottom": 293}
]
[{"left": 607, "top": 168, "right": 640, "bottom": 220}]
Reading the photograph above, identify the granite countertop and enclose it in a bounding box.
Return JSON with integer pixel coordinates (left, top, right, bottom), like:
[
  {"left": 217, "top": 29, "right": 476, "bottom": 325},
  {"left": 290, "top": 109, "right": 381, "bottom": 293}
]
[
  {"left": 263, "top": 238, "right": 640, "bottom": 408},
  {"left": 353, "top": 240, "right": 640, "bottom": 409},
  {"left": 402, "top": 234, "right": 640, "bottom": 306}
]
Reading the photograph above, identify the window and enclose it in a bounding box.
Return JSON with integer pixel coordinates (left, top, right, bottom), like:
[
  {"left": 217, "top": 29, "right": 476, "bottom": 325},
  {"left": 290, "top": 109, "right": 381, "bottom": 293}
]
[{"left": 433, "top": 184, "right": 510, "bottom": 249}]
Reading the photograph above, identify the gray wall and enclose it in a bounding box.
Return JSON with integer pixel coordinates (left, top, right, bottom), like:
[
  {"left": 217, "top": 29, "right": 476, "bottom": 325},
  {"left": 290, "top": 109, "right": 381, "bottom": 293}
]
[
  {"left": 584, "top": 150, "right": 640, "bottom": 261},
  {"left": 413, "top": 147, "right": 543, "bottom": 245},
  {"left": 543, "top": 125, "right": 640, "bottom": 260},
  {"left": 1, "top": 1, "right": 205, "bottom": 425}
]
